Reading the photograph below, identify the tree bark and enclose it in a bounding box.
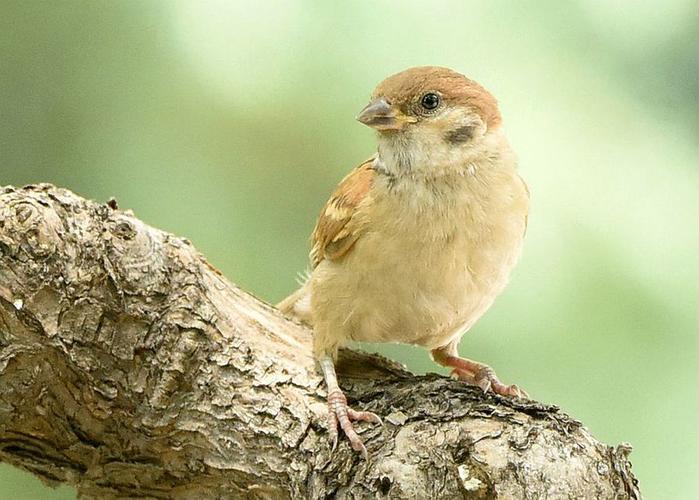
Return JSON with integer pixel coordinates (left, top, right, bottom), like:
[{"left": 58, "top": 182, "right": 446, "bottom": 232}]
[{"left": 0, "top": 184, "right": 641, "bottom": 499}]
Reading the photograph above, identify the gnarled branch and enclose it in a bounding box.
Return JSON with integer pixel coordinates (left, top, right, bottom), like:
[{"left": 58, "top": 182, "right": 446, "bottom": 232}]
[{"left": 0, "top": 184, "right": 641, "bottom": 499}]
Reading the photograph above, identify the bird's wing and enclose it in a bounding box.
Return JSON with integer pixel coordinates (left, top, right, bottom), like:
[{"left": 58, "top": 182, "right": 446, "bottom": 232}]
[{"left": 310, "top": 158, "right": 376, "bottom": 268}]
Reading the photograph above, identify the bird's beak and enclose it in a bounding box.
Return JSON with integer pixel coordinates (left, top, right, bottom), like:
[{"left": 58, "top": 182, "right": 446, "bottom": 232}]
[{"left": 356, "top": 97, "right": 414, "bottom": 131}]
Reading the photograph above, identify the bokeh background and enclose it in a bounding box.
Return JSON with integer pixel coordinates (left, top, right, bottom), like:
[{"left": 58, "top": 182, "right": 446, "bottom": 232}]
[{"left": 1, "top": 1, "right": 697, "bottom": 498}]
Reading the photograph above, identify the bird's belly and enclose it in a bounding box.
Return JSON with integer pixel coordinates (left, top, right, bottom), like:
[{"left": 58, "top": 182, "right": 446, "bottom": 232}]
[{"left": 310, "top": 222, "right": 523, "bottom": 350}]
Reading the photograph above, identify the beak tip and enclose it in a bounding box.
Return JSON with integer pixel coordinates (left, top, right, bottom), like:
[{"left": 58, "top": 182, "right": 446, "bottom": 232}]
[{"left": 356, "top": 97, "right": 400, "bottom": 130}]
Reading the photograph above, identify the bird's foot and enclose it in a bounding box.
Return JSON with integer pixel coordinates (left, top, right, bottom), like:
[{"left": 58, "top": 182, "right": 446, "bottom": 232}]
[
  {"left": 450, "top": 365, "right": 528, "bottom": 398},
  {"left": 326, "top": 388, "right": 382, "bottom": 459},
  {"left": 432, "top": 348, "right": 528, "bottom": 399}
]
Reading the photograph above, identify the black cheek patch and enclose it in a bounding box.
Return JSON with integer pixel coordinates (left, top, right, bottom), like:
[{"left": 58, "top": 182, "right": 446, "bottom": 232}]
[{"left": 445, "top": 125, "right": 475, "bottom": 144}]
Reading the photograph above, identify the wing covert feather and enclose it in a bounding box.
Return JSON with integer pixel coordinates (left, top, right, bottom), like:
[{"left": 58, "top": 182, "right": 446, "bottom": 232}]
[{"left": 310, "top": 159, "right": 376, "bottom": 268}]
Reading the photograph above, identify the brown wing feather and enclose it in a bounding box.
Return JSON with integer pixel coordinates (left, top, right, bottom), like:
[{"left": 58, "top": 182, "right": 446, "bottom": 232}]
[{"left": 310, "top": 159, "right": 376, "bottom": 268}]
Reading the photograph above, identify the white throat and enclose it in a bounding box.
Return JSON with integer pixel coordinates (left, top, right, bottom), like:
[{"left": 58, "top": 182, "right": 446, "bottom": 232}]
[{"left": 375, "top": 125, "right": 513, "bottom": 180}]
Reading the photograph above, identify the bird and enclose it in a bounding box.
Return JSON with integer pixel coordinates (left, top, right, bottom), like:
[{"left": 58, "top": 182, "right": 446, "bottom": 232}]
[{"left": 277, "top": 66, "right": 530, "bottom": 458}]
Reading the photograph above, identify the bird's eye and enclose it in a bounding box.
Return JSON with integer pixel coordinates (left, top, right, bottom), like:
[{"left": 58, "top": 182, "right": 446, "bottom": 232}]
[{"left": 420, "top": 92, "right": 440, "bottom": 110}]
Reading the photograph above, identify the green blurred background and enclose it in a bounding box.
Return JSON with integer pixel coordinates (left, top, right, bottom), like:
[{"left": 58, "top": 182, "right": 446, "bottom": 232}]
[{"left": 1, "top": 1, "right": 697, "bottom": 498}]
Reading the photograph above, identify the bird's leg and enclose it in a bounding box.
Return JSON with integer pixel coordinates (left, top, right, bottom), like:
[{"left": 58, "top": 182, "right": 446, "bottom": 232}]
[
  {"left": 319, "top": 355, "right": 382, "bottom": 459},
  {"left": 431, "top": 346, "right": 528, "bottom": 398}
]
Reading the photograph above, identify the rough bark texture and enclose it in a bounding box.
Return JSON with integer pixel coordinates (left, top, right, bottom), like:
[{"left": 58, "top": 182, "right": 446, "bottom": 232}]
[{"left": 0, "top": 184, "right": 641, "bottom": 499}]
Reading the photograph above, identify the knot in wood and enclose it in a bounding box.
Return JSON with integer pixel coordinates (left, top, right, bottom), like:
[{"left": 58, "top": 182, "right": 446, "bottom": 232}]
[
  {"left": 111, "top": 220, "right": 136, "bottom": 240},
  {"left": 14, "top": 202, "right": 35, "bottom": 224},
  {"left": 1, "top": 197, "right": 60, "bottom": 259}
]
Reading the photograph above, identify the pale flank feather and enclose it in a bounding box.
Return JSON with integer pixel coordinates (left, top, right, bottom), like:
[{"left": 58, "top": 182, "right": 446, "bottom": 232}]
[{"left": 276, "top": 158, "right": 376, "bottom": 320}]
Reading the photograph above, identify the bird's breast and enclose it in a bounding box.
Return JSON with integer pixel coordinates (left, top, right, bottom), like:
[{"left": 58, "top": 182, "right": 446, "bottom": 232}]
[{"left": 311, "top": 162, "right": 529, "bottom": 349}]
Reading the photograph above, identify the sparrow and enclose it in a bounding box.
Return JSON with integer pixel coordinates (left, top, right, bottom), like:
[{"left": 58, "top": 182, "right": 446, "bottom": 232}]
[{"left": 278, "top": 66, "right": 530, "bottom": 458}]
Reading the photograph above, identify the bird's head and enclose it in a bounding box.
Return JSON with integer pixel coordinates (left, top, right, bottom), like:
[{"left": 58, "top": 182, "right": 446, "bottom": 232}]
[{"left": 356, "top": 66, "right": 505, "bottom": 174}]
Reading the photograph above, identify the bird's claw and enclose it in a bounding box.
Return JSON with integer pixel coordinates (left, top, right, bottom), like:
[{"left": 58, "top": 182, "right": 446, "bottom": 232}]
[
  {"left": 451, "top": 365, "right": 528, "bottom": 399},
  {"left": 326, "top": 389, "right": 382, "bottom": 459}
]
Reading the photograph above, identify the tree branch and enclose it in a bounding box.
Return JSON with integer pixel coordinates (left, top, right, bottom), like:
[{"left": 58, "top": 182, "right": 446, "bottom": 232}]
[{"left": 0, "top": 184, "right": 641, "bottom": 499}]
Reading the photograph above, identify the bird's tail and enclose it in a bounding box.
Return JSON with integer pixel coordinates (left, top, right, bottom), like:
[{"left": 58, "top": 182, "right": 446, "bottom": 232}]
[{"left": 276, "top": 279, "right": 313, "bottom": 325}]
